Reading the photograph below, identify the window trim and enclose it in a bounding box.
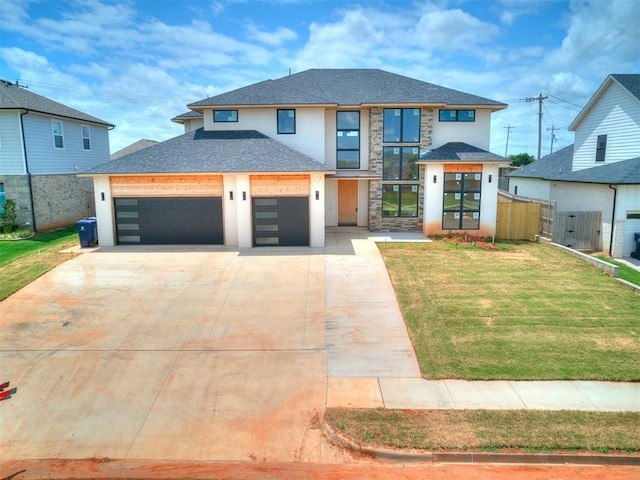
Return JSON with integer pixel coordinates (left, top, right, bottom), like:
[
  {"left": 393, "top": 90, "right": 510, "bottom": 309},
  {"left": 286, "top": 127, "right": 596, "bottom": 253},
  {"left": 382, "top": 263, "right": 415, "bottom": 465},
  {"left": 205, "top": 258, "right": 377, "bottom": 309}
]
[
  {"left": 52, "top": 120, "right": 64, "bottom": 149},
  {"left": 596, "top": 134, "right": 607, "bottom": 162},
  {"left": 277, "top": 109, "right": 296, "bottom": 134},
  {"left": 442, "top": 172, "right": 482, "bottom": 230},
  {"left": 336, "top": 110, "right": 360, "bottom": 169},
  {"left": 81, "top": 124, "right": 91, "bottom": 151},
  {"left": 439, "top": 109, "right": 476, "bottom": 122},
  {"left": 383, "top": 108, "right": 421, "bottom": 143},
  {"left": 213, "top": 110, "right": 238, "bottom": 123}
]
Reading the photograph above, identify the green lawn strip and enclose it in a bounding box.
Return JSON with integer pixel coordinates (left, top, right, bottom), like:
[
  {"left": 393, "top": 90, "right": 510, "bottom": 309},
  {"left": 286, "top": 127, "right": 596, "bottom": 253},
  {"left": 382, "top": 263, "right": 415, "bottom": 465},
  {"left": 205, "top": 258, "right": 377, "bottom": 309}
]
[
  {"left": 596, "top": 255, "right": 640, "bottom": 286},
  {"left": 326, "top": 408, "right": 640, "bottom": 454},
  {"left": 379, "top": 241, "right": 640, "bottom": 381},
  {"left": 0, "top": 227, "right": 80, "bottom": 301},
  {"left": 0, "top": 226, "right": 78, "bottom": 267}
]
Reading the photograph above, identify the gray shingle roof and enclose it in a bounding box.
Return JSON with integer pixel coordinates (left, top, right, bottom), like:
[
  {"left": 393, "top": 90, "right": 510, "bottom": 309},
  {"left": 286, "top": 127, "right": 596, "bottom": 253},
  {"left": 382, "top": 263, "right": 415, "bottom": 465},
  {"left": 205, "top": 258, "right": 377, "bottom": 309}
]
[
  {"left": 612, "top": 74, "right": 640, "bottom": 101},
  {"left": 171, "top": 110, "right": 203, "bottom": 123},
  {"left": 508, "top": 145, "right": 574, "bottom": 178},
  {"left": 84, "top": 129, "right": 332, "bottom": 175},
  {"left": 111, "top": 139, "right": 159, "bottom": 160},
  {"left": 508, "top": 144, "right": 640, "bottom": 184},
  {"left": 0, "top": 79, "right": 113, "bottom": 126},
  {"left": 188, "top": 69, "right": 506, "bottom": 109},
  {"left": 418, "top": 142, "right": 507, "bottom": 162}
]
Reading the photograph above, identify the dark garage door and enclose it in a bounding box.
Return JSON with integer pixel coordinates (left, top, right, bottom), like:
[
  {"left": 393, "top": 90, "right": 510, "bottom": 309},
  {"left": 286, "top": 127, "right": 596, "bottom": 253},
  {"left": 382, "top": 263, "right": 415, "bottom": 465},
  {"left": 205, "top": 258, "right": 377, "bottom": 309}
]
[
  {"left": 115, "top": 197, "right": 223, "bottom": 245},
  {"left": 253, "top": 197, "right": 309, "bottom": 246}
]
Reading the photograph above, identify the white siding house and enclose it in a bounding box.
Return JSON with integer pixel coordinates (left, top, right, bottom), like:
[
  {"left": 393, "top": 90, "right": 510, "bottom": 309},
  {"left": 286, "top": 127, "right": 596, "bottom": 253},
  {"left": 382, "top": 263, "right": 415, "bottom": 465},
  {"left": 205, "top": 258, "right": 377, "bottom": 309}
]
[
  {"left": 508, "top": 74, "right": 640, "bottom": 258},
  {"left": 0, "top": 79, "right": 113, "bottom": 230}
]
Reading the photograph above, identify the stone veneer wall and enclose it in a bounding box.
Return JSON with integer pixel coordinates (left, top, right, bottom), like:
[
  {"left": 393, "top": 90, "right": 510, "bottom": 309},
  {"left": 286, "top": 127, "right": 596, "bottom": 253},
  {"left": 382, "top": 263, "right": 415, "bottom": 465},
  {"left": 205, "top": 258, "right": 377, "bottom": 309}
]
[
  {"left": 0, "top": 174, "right": 34, "bottom": 229},
  {"left": 31, "top": 174, "right": 95, "bottom": 230},
  {"left": 368, "top": 107, "right": 434, "bottom": 232}
]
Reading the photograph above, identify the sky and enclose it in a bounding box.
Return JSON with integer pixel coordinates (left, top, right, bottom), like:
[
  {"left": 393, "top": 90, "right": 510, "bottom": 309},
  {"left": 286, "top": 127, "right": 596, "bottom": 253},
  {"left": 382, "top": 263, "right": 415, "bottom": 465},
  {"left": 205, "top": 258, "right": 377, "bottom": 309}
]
[{"left": 1, "top": 0, "right": 638, "bottom": 158}]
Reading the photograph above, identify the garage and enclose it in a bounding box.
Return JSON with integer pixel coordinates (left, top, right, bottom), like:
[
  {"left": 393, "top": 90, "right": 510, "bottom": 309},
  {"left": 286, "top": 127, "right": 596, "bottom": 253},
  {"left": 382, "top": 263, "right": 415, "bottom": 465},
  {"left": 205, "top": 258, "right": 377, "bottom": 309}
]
[
  {"left": 115, "top": 197, "right": 223, "bottom": 245},
  {"left": 253, "top": 197, "right": 309, "bottom": 246}
]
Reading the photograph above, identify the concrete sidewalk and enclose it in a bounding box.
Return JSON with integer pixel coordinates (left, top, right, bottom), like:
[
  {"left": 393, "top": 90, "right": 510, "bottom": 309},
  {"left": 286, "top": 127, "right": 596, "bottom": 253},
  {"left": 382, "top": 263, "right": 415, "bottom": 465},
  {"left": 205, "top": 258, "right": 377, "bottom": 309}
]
[{"left": 324, "top": 230, "right": 640, "bottom": 413}]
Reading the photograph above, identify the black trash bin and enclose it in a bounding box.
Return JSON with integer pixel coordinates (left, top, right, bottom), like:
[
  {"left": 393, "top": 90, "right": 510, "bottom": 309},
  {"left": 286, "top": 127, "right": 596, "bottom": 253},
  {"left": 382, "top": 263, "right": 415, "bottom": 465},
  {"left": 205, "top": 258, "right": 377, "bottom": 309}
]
[
  {"left": 633, "top": 233, "right": 640, "bottom": 258},
  {"left": 75, "top": 217, "right": 98, "bottom": 248}
]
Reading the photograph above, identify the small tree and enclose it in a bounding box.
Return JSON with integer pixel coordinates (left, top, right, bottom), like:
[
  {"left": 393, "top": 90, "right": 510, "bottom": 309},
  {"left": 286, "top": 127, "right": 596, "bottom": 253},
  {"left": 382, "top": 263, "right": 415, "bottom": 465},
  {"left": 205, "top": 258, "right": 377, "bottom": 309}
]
[
  {"left": 0, "top": 199, "right": 19, "bottom": 233},
  {"left": 509, "top": 153, "right": 535, "bottom": 167}
]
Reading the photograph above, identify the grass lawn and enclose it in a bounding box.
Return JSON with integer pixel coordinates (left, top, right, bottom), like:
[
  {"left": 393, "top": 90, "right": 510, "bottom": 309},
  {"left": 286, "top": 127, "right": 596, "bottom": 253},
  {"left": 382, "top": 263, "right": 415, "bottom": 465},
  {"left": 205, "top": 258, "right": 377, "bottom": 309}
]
[
  {"left": 326, "top": 408, "right": 640, "bottom": 454},
  {"left": 596, "top": 255, "right": 640, "bottom": 286},
  {"left": 0, "top": 226, "right": 80, "bottom": 301},
  {"left": 378, "top": 240, "right": 639, "bottom": 381}
]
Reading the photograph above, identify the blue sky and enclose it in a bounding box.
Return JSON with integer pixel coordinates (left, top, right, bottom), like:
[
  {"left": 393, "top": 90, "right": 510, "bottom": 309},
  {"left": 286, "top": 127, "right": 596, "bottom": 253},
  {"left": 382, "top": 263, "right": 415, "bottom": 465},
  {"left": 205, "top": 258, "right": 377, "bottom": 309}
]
[{"left": 1, "top": 0, "right": 638, "bottom": 156}]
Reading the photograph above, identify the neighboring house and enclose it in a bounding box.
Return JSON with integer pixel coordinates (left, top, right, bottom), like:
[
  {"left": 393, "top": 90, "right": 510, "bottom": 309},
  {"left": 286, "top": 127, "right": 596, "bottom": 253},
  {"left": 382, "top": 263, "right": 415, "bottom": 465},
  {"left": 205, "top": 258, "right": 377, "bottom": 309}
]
[
  {"left": 83, "top": 69, "right": 507, "bottom": 247},
  {"left": 111, "top": 139, "right": 159, "bottom": 160},
  {"left": 509, "top": 74, "right": 640, "bottom": 258},
  {"left": 0, "top": 79, "right": 113, "bottom": 230}
]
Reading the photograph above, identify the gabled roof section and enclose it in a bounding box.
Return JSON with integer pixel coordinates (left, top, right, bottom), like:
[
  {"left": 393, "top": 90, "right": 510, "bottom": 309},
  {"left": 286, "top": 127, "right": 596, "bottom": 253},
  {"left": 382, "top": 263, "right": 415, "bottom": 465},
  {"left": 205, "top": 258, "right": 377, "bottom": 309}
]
[
  {"left": 111, "top": 139, "right": 159, "bottom": 160},
  {"left": 508, "top": 145, "right": 640, "bottom": 184},
  {"left": 171, "top": 110, "right": 203, "bottom": 124},
  {"left": 0, "top": 79, "right": 113, "bottom": 126},
  {"left": 84, "top": 129, "right": 333, "bottom": 175},
  {"left": 188, "top": 69, "right": 507, "bottom": 110},
  {"left": 554, "top": 156, "right": 640, "bottom": 184},
  {"left": 417, "top": 142, "right": 507, "bottom": 163},
  {"left": 568, "top": 74, "right": 640, "bottom": 131},
  {"left": 508, "top": 144, "right": 574, "bottom": 179}
]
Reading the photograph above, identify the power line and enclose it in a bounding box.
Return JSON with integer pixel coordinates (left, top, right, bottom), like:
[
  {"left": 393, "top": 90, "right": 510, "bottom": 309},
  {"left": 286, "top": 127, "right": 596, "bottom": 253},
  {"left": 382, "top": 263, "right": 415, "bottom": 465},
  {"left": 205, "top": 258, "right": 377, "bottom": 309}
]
[
  {"left": 524, "top": 93, "right": 548, "bottom": 160},
  {"left": 504, "top": 125, "right": 515, "bottom": 158}
]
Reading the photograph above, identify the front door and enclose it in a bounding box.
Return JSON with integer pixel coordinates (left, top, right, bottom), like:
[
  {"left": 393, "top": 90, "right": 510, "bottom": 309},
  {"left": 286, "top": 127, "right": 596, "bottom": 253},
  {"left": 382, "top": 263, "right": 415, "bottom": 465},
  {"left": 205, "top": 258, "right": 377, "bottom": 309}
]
[{"left": 338, "top": 180, "right": 358, "bottom": 226}]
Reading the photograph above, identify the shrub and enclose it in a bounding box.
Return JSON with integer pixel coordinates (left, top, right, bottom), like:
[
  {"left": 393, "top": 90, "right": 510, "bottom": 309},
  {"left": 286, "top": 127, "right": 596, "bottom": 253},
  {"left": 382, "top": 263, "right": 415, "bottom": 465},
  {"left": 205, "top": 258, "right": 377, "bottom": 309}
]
[{"left": 0, "top": 199, "right": 19, "bottom": 233}]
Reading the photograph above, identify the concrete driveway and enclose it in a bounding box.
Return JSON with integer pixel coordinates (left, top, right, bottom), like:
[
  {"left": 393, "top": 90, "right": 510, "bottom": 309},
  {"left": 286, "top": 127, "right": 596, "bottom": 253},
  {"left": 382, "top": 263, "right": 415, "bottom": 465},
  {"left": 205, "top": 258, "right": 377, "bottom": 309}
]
[{"left": 0, "top": 232, "right": 419, "bottom": 463}]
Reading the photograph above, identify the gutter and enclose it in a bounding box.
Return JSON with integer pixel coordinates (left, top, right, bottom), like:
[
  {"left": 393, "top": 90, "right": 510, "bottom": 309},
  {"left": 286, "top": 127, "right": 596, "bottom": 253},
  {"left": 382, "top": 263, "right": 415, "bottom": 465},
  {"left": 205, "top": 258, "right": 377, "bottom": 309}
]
[
  {"left": 608, "top": 184, "right": 617, "bottom": 256},
  {"left": 19, "top": 110, "right": 37, "bottom": 232}
]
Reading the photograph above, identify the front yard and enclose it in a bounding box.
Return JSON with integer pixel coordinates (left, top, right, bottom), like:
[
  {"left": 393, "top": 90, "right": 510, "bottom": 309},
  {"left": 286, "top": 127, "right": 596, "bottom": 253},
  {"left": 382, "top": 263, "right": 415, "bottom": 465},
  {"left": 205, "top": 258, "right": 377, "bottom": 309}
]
[
  {"left": 379, "top": 240, "right": 639, "bottom": 381},
  {"left": 327, "top": 239, "right": 640, "bottom": 455}
]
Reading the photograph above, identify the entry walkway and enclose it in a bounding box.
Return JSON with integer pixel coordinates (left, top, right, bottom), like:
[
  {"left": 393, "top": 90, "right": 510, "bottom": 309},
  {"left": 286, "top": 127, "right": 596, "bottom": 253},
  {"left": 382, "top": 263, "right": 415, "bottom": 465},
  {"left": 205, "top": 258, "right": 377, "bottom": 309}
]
[{"left": 323, "top": 229, "right": 640, "bottom": 412}]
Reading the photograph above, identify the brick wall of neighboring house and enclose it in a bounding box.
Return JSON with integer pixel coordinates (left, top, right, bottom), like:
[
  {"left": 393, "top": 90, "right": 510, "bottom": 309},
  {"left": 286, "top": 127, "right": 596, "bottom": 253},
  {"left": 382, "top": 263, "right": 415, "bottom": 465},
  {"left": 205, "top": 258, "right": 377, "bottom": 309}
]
[
  {"left": 31, "top": 174, "right": 95, "bottom": 230},
  {"left": 368, "top": 107, "right": 433, "bottom": 231},
  {"left": 0, "top": 174, "right": 33, "bottom": 229},
  {"left": 611, "top": 220, "right": 626, "bottom": 258}
]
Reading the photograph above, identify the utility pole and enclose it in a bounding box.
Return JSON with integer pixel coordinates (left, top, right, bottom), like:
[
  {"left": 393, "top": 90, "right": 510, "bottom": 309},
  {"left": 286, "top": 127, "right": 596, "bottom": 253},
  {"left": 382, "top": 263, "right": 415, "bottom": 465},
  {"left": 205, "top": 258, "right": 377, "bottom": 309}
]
[
  {"left": 547, "top": 125, "right": 558, "bottom": 154},
  {"left": 526, "top": 93, "right": 548, "bottom": 160},
  {"left": 504, "top": 125, "right": 515, "bottom": 158}
]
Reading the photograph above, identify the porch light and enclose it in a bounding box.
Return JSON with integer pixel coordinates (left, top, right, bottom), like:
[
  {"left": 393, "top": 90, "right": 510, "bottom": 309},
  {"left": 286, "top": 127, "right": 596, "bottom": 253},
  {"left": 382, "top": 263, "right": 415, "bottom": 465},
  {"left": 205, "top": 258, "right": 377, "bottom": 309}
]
[
  {"left": 489, "top": 175, "right": 493, "bottom": 183},
  {"left": 100, "top": 192, "right": 105, "bottom": 201},
  {"left": 229, "top": 191, "right": 234, "bottom": 200},
  {"left": 433, "top": 175, "right": 437, "bottom": 184},
  {"left": 242, "top": 191, "right": 247, "bottom": 201},
  {"left": 315, "top": 190, "right": 320, "bottom": 200}
]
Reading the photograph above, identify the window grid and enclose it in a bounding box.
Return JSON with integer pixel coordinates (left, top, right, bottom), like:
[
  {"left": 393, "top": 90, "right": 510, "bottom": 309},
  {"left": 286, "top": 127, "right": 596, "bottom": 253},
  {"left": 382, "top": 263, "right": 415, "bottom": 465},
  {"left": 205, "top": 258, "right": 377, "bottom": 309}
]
[
  {"left": 442, "top": 172, "right": 482, "bottom": 230},
  {"left": 81, "top": 125, "right": 91, "bottom": 150}
]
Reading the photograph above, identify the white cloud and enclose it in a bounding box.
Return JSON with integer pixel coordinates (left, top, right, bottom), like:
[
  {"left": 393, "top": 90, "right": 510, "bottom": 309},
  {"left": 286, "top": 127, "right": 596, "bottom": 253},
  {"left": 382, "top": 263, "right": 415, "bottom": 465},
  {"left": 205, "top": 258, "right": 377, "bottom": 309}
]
[
  {"left": 246, "top": 23, "right": 297, "bottom": 46},
  {"left": 414, "top": 8, "right": 501, "bottom": 51}
]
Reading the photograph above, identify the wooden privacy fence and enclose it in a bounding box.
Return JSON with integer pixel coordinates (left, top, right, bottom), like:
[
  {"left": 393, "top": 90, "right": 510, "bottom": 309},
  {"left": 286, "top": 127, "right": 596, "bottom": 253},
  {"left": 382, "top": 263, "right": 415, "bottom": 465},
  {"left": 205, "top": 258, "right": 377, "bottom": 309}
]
[
  {"left": 553, "top": 211, "right": 601, "bottom": 251},
  {"left": 496, "top": 202, "right": 542, "bottom": 240}
]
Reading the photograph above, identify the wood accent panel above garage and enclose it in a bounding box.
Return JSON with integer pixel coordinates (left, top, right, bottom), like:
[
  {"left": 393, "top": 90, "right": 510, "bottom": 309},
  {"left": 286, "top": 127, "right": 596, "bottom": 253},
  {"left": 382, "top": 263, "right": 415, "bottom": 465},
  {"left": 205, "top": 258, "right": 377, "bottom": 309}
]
[
  {"left": 250, "top": 174, "right": 310, "bottom": 196},
  {"left": 110, "top": 175, "right": 223, "bottom": 197}
]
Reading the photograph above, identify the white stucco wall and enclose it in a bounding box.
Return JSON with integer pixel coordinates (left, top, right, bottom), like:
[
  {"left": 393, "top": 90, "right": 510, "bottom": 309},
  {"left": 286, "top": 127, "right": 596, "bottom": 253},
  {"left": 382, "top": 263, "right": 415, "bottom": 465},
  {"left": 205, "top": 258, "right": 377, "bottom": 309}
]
[
  {"left": 202, "top": 107, "right": 327, "bottom": 163},
  {"left": 92, "top": 175, "right": 115, "bottom": 247},
  {"left": 309, "top": 173, "right": 325, "bottom": 247},
  {"left": 508, "top": 177, "right": 552, "bottom": 200},
  {"left": 431, "top": 109, "right": 492, "bottom": 150}
]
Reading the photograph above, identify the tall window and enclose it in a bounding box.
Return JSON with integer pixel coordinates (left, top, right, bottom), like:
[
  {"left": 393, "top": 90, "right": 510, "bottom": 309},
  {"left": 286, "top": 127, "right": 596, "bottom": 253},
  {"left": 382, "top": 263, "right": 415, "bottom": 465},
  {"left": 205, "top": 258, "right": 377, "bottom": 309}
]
[
  {"left": 383, "top": 147, "right": 419, "bottom": 180},
  {"left": 277, "top": 109, "right": 296, "bottom": 134},
  {"left": 52, "top": 120, "right": 64, "bottom": 149},
  {"left": 336, "top": 111, "right": 360, "bottom": 169},
  {"left": 0, "top": 183, "right": 5, "bottom": 210},
  {"left": 213, "top": 110, "right": 238, "bottom": 122},
  {"left": 383, "top": 108, "right": 420, "bottom": 143},
  {"left": 383, "top": 185, "right": 419, "bottom": 218},
  {"left": 81, "top": 125, "right": 91, "bottom": 150},
  {"left": 443, "top": 172, "right": 481, "bottom": 230},
  {"left": 596, "top": 134, "right": 607, "bottom": 162}
]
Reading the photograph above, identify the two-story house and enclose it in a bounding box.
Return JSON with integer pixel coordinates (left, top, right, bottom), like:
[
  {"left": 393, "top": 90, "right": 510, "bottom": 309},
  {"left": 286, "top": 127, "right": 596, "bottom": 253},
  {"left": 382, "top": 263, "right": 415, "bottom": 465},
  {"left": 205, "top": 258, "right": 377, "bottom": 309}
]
[
  {"left": 84, "top": 69, "right": 507, "bottom": 247},
  {"left": 508, "top": 74, "right": 640, "bottom": 258},
  {"left": 0, "top": 79, "right": 113, "bottom": 231}
]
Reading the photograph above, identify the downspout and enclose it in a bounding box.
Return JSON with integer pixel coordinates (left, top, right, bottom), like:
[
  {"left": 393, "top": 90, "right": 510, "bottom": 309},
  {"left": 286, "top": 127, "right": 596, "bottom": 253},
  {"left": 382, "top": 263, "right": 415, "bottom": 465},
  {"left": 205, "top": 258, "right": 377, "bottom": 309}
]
[
  {"left": 608, "top": 184, "right": 617, "bottom": 257},
  {"left": 19, "top": 110, "right": 37, "bottom": 232}
]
